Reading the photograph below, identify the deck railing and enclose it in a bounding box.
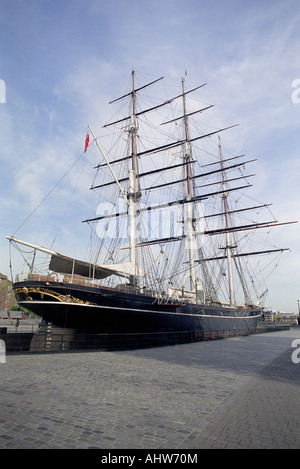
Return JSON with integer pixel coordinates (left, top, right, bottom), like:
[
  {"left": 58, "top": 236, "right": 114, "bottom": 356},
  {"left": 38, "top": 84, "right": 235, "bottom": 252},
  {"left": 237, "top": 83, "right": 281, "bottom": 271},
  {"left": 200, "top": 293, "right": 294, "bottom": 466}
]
[{"left": 14, "top": 273, "right": 183, "bottom": 303}]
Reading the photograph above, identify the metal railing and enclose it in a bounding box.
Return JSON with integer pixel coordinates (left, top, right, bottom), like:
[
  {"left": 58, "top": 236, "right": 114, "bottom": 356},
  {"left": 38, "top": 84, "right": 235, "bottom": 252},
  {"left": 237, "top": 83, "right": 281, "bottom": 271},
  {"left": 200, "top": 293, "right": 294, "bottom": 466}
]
[
  {"left": 15, "top": 272, "right": 158, "bottom": 297},
  {"left": 1, "top": 324, "right": 292, "bottom": 354}
]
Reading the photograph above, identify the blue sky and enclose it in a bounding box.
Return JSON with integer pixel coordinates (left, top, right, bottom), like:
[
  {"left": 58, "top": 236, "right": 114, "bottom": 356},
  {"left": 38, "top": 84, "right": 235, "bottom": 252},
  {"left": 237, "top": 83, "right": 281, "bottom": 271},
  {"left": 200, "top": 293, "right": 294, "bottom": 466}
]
[{"left": 0, "top": 0, "right": 299, "bottom": 312}]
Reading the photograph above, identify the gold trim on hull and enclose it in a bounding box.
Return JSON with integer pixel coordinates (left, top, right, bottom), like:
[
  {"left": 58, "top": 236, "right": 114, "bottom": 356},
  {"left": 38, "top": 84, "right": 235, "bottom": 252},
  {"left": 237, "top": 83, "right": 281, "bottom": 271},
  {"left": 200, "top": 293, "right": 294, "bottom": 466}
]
[{"left": 15, "top": 286, "right": 94, "bottom": 305}]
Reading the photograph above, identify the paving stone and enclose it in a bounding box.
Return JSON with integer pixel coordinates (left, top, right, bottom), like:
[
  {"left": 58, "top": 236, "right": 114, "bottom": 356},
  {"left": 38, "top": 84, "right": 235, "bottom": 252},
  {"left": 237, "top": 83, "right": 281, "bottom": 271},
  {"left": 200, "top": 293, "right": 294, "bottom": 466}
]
[{"left": 0, "top": 328, "right": 300, "bottom": 449}]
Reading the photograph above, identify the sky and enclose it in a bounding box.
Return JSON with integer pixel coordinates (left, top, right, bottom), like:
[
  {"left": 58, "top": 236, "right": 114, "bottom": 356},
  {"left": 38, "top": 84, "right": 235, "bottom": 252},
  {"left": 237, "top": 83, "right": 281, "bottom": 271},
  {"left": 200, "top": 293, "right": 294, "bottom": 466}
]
[{"left": 0, "top": 0, "right": 299, "bottom": 312}]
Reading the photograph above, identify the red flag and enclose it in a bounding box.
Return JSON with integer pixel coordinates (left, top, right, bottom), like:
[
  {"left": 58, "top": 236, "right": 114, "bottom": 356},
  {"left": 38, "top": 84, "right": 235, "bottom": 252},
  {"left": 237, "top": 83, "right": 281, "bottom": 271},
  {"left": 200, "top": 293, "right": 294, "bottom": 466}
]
[{"left": 84, "top": 130, "right": 89, "bottom": 153}]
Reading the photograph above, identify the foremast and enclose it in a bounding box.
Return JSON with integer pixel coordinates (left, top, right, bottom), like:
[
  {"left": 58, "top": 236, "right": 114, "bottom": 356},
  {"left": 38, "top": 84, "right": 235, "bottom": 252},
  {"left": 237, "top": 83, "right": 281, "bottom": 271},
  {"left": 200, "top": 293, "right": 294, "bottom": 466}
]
[{"left": 128, "top": 70, "right": 139, "bottom": 286}]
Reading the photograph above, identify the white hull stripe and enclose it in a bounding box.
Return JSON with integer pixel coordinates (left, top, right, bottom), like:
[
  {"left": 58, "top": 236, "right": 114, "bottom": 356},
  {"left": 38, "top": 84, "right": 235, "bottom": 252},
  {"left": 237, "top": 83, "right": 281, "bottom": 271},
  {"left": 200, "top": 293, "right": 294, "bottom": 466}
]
[{"left": 20, "top": 300, "right": 261, "bottom": 320}]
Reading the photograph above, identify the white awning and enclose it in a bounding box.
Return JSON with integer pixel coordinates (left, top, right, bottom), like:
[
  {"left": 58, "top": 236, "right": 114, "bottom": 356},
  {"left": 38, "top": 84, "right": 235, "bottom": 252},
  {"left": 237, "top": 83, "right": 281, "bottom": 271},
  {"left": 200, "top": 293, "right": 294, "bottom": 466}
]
[
  {"left": 7, "top": 236, "right": 145, "bottom": 279},
  {"left": 49, "top": 254, "right": 145, "bottom": 279}
]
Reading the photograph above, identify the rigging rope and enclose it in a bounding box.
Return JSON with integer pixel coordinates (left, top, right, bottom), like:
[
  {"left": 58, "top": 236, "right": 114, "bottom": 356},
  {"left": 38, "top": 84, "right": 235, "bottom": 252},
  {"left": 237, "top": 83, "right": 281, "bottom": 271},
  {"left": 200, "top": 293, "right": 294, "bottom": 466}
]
[{"left": 12, "top": 149, "right": 87, "bottom": 236}]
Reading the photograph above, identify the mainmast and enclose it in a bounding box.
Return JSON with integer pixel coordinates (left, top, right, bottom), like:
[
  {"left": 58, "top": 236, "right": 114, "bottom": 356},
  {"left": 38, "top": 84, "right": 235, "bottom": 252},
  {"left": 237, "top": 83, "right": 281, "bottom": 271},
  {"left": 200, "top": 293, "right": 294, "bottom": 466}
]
[
  {"left": 130, "top": 69, "right": 138, "bottom": 174},
  {"left": 182, "top": 77, "right": 196, "bottom": 293},
  {"left": 219, "top": 137, "right": 235, "bottom": 305}
]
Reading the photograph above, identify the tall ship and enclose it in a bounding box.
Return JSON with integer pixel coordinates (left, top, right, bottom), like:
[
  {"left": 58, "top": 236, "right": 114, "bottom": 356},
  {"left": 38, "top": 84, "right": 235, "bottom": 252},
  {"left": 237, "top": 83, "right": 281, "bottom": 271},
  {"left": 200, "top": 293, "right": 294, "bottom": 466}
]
[{"left": 6, "top": 71, "right": 295, "bottom": 335}]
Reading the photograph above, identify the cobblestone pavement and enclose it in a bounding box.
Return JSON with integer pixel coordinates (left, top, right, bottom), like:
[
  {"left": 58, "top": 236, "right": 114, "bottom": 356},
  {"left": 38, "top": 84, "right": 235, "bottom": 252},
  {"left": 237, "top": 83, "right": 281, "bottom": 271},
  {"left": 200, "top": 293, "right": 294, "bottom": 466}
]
[
  {"left": 191, "top": 344, "right": 300, "bottom": 448},
  {"left": 0, "top": 328, "right": 300, "bottom": 449}
]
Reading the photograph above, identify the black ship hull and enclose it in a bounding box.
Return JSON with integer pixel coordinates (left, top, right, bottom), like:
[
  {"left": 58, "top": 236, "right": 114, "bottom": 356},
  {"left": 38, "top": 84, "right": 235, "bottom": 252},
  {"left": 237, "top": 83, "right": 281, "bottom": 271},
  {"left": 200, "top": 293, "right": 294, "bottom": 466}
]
[{"left": 13, "top": 278, "right": 261, "bottom": 334}]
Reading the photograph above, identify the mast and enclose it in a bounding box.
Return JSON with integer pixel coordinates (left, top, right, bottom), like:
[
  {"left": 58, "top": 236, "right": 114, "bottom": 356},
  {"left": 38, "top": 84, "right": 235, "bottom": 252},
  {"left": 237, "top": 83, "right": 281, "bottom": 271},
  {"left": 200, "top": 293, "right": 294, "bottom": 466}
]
[
  {"left": 85, "top": 72, "right": 297, "bottom": 304},
  {"left": 182, "top": 76, "right": 196, "bottom": 293},
  {"left": 128, "top": 70, "right": 139, "bottom": 285},
  {"left": 219, "top": 137, "right": 235, "bottom": 305}
]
